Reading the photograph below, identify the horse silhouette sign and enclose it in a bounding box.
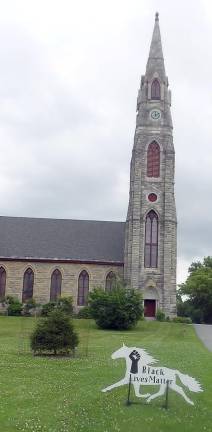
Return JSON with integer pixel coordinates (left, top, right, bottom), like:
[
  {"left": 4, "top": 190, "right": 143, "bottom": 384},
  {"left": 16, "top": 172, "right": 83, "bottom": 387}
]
[{"left": 102, "top": 344, "right": 203, "bottom": 406}]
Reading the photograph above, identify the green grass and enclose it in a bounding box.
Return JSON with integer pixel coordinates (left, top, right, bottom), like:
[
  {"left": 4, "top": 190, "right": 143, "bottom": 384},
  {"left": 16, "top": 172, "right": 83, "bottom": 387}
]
[{"left": 0, "top": 317, "right": 211, "bottom": 432}]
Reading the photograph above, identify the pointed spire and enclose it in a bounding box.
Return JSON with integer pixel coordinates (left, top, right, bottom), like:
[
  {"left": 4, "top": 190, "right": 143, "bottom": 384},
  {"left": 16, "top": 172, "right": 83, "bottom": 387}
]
[{"left": 145, "top": 12, "right": 166, "bottom": 79}]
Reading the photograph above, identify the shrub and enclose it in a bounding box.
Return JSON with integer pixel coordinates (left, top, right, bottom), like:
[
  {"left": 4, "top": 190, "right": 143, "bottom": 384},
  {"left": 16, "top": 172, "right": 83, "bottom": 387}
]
[
  {"left": 57, "top": 297, "right": 73, "bottom": 316},
  {"left": 77, "top": 306, "right": 92, "bottom": 319},
  {"left": 41, "top": 301, "right": 57, "bottom": 316},
  {"left": 22, "top": 298, "right": 38, "bottom": 316},
  {"left": 190, "top": 308, "right": 204, "bottom": 324},
  {"left": 41, "top": 297, "right": 73, "bottom": 317},
  {"left": 172, "top": 316, "right": 192, "bottom": 324},
  {"left": 30, "top": 310, "right": 79, "bottom": 355},
  {"left": 156, "top": 309, "right": 166, "bottom": 322},
  {"left": 7, "top": 297, "right": 22, "bottom": 316},
  {"left": 88, "top": 286, "right": 143, "bottom": 330}
]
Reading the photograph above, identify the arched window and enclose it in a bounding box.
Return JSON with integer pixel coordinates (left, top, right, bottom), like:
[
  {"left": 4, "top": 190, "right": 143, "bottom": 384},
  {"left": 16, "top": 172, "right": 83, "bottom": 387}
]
[
  {"left": 147, "top": 141, "right": 160, "bottom": 177},
  {"left": 50, "top": 269, "right": 62, "bottom": 301},
  {"left": 151, "top": 79, "right": 160, "bottom": 99},
  {"left": 77, "top": 270, "right": 89, "bottom": 306},
  {"left": 144, "top": 211, "right": 158, "bottom": 268},
  {"left": 0, "top": 267, "right": 6, "bottom": 299},
  {"left": 22, "top": 268, "right": 34, "bottom": 302},
  {"left": 105, "top": 271, "right": 116, "bottom": 292}
]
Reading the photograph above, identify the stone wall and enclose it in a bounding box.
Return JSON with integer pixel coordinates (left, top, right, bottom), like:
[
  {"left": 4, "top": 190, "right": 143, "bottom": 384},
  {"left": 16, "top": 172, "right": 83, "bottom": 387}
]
[{"left": 0, "top": 260, "right": 123, "bottom": 308}]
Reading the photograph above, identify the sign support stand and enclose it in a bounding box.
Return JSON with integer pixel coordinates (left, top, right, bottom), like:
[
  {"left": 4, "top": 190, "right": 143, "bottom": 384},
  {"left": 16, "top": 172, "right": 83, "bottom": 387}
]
[
  {"left": 126, "top": 373, "right": 132, "bottom": 405},
  {"left": 164, "top": 380, "right": 169, "bottom": 409}
]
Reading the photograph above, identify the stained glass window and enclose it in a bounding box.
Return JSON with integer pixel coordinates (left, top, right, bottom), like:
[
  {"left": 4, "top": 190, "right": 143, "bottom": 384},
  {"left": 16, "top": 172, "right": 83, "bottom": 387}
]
[
  {"left": 105, "top": 271, "right": 116, "bottom": 292},
  {"left": 77, "top": 270, "right": 89, "bottom": 306},
  {"left": 144, "top": 211, "right": 158, "bottom": 268},
  {"left": 23, "top": 268, "right": 34, "bottom": 302},
  {"left": 147, "top": 141, "right": 160, "bottom": 177},
  {"left": 50, "top": 269, "right": 62, "bottom": 301}
]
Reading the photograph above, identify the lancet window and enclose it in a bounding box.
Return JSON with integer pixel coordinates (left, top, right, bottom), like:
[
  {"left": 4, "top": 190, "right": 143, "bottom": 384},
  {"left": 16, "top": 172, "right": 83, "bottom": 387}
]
[
  {"left": 22, "top": 268, "right": 34, "bottom": 302},
  {"left": 77, "top": 270, "right": 89, "bottom": 306},
  {"left": 151, "top": 79, "right": 161, "bottom": 99},
  {"left": 50, "top": 269, "right": 62, "bottom": 301},
  {"left": 144, "top": 210, "right": 158, "bottom": 268},
  {"left": 105, "top": 271, "right": 116, "bottom": 292},
  {"left": 147, "top": 141, "right": 160, "bottom": 177},
  {"left": 0, "top": 267, "right": 6, "bottom": 298}
]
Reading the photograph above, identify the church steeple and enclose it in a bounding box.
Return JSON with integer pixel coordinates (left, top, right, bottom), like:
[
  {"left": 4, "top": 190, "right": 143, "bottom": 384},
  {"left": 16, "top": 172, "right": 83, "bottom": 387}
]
[
  {"left": 146, "top": 12, "right": 166, "bottom": 79},
  {"left": 124, "top": 13, "right": 177, "bottom": 318},
  {"left": 136, "top": 13, "right": 172, "bottom": 128}
]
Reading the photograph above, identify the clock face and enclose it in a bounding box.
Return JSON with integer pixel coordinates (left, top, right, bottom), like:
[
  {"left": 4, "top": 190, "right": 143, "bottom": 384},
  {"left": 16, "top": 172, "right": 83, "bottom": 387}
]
[{"left": 150, "top": 109, "right": 161, "bottom": 120}]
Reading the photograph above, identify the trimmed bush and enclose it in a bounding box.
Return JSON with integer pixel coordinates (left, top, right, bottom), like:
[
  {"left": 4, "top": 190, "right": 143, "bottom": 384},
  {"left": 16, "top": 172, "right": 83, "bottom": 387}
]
[
  {"left": 41, "top": 301, "right": 57, "bottom": 316},
  {"left": 57, "top": 297, "right": 73, "bottom": 316},
  {"left": 156, "top": 309, "right": 166, "bottom": 322},
  {"left": 41, "top": 297, "right": 73, "bottom": 317},
  {"left": 172, "top": 316, "right": 192, "bottom": 324},
  {"left": 77, "top": 306, "right": 92, "bottom": 319},
  {"left": 88, "top": 286, "right": 143, "bottom": 330},
  {"left": 7, "top": 296, "right": 22, "bottom": 316},
  {"left": 30, "top": 310, "right": 79, "bottom": 355},
  {"left": 22, "top": 298, "right": 38, "bottom": 316}
]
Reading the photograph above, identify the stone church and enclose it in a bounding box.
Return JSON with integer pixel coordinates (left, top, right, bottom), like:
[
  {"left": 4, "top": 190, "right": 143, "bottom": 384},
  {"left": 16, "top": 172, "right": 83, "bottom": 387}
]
[{"left": 0, "top": 13, "right": 177, "bottom": 318}]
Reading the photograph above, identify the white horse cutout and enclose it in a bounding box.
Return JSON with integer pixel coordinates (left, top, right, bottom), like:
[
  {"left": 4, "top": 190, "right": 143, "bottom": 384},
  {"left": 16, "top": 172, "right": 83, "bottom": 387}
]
[{"left": 102, "top": 344, "right": 203, "bottom": 405}]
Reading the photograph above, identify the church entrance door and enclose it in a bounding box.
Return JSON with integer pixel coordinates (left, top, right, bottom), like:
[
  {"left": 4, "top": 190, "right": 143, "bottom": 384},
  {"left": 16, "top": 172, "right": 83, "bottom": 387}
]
[{"left": 144, "top": 299, "right": 156, "bottom": 317}]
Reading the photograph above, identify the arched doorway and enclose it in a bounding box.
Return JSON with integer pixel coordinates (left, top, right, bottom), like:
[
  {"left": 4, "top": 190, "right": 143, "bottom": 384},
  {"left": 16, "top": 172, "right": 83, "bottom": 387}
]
[{"left": 143, "top": 286, "right": 159, "bottom": 318}]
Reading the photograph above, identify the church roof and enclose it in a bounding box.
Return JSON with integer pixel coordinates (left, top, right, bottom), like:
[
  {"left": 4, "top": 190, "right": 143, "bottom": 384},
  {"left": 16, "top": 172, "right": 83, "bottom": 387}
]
[{"left": 0, "top": 216, "right": 125, "bottom": 264}]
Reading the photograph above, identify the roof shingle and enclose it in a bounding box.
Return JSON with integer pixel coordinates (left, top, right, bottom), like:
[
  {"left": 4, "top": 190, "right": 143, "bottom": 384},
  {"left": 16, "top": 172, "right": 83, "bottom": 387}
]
[{"left": 0, "top": 216, "right": 125, "bottom": 263}]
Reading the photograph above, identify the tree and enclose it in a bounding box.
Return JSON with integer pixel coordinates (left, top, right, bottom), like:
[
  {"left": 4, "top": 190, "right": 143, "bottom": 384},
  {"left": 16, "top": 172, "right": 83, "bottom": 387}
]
[
  {"left": 88, "top": 283, "right": 143, "bottom": 330},
  {"left": 30, "top": 310, "right": 79, "bottom": 355},
  {"left": 179, "top": 256, "right": 212, "bottom": 323}
]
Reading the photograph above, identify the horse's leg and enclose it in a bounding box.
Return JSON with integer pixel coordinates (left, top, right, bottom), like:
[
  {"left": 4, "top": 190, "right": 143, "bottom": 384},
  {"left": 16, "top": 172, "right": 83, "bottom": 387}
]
[
  {"left": 102, "top": 377, "right": 128, "bottom": 392},
  {"left": 146, "top": 384, "right": 166, "bottom": 403},
  {"left": 169, "top": 382, "right": 194, "bottom": 405},
  {"left": 133, "top": 382, "right": 150, "bottom": 398}
]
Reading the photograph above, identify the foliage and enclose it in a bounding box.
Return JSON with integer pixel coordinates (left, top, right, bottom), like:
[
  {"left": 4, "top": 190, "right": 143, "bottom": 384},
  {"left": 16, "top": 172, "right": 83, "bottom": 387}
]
[
  {"left": 179, "top": 256, "right": 212, "bottom": 323},
  {"left": 30, "top": 310, "right": 79, "bottom": 355},
  {"left": 0, "top": 317, "right": 211, "bottom": 431},
  {"left": 77, "top": 306, "right": 92, "bottom": 319},
  {"left": 41, "top": 297, "right": 73, "bottom": 317},
  {"left": 41, "top": 301, "right": 56, "bottom": 316},
  {"left": 155, "top": 309, "right": 166, "bottom": 321},
  {"left": 22, "top": 298, "right": 39, "bottom": 316},
  {"left": 57, "top": 296, "right": 73, "bottom": 315},
  {"left": 6, "top": 296, "right": 22, "bottom": 316},
  {"left": 172, "top": 316, "right": 192, "bottom": 324},
  {"left": 88, "top": 285, "right": 143, "bottom": 330}
]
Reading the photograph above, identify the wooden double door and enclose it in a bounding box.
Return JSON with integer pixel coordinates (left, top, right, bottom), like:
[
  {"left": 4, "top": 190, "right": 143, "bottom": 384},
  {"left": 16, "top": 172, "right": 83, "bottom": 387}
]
[{"left": 144, "top": 299, "right": 156, "bottom": 317}]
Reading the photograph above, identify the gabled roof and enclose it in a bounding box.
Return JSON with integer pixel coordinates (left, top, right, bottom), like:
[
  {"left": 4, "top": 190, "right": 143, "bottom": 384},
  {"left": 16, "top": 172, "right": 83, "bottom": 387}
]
[{"left": 0, "top": 216, "right": 125, "bottom": 264}]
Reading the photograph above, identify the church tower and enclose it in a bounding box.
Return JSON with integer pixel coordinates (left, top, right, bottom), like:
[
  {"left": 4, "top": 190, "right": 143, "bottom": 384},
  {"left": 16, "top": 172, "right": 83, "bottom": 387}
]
[{"left": 124, "top": 13, "right": 177, "bottom": 318}]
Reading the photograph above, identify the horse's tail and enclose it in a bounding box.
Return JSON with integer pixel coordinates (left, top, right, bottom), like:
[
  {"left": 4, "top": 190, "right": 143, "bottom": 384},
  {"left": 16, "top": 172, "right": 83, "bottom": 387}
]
[{"left": 176, "top": 370, "right": 203, "bottom": 393}]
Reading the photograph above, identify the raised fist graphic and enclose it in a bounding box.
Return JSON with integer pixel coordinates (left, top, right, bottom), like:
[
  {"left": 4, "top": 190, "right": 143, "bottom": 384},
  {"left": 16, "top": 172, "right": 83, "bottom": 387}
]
[{"left": 129, "top": 350, "right": 141, "bottom": 374}]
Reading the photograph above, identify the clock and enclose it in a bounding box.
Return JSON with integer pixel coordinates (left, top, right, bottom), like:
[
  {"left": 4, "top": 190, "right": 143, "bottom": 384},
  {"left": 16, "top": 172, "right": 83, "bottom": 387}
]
[{"left": 150, "top": 109, "right": 161, "bottom": 120}]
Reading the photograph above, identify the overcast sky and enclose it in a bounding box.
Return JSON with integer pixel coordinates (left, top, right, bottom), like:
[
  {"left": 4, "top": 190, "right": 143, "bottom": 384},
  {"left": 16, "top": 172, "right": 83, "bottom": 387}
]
[{"left": 0, "top": 0, "right": 211, "bottom": 284}]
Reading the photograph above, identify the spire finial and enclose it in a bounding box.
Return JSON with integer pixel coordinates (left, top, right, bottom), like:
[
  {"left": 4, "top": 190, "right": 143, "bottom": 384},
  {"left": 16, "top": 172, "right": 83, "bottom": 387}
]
[{"left": 155, "top": 12, "right": 159, "bottom": 21}]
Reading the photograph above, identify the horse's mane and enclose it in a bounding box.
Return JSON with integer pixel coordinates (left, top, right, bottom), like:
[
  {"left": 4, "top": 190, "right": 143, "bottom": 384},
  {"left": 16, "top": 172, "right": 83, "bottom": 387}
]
[{"left": 129, "top": 347, "right": 158, "bottom": 364}]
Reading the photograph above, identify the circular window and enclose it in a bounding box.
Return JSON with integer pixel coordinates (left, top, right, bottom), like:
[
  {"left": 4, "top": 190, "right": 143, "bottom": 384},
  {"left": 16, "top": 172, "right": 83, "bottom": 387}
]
[{"left": 148, "top": 193, "right": 157, "bottom": 202}]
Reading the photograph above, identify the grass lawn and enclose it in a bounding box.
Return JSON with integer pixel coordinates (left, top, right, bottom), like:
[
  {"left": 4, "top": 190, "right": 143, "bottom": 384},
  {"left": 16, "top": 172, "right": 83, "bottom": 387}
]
[{"left": 0, "top": 317, "right": 211, "bottom": 432}]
